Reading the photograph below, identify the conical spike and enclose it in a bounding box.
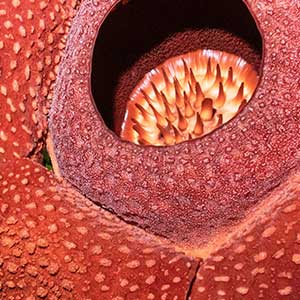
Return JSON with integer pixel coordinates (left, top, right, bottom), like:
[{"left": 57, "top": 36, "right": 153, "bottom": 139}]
[
  {"left": 182, "top": 59, "right": 189, "bottom": 77},
  {"left": 135, "top": 103, "right": 153, "bottom": 122},
  {"left": 200, "top": 98, "right": 214, "bottom": 121},
  {"left": 141, "top": 89, "right": 154, "bottom": 104},
  {"left": 157, "top": 122, "right": 175, "bottom": 145},
  {"left": 150, "top": 81, "right": 164, "bottom": 108},
  {"left": 193, "top": 112, "right": 203, "bottom": 136},
  {"left": 217, "top": 114, "right": 223, "bottom": 126},
  {"left": 189, "top": 68, "right": 197, "bottom": 88},
  {"left": 232, "top": 82, "right": 244, "bottom": 105},
  {"left": 174, "top": 77, "right": 184, "bottom": 108},
  {"left": 173, "top": 125, "right": 184, "bottom": 144},
  {"left": 160, "top": 90, "right": 171, "bottom": 106},
  {"left": 131, "top": 117, "right": 138, "bottom": 124},
  {"left": 216, "top": 64, "right": 222, "bottom": 82},
  {"left": 194, "top": 82, "right": 205, "bottom": 109},
  {"left": 132, "top": 123, "right": 155, "bottom": 142},
  {"left": 177, "top": 106, "right": 188, "bottom": 131},
  {"left": 236, "top": 82, "right": 244, "bottom": 99},
  {"left": 132, "top": 122, "right": 147, "bottom": 135},
  {"left": 205, "top": 57, "right": 213, "bottom": 80},
  {"left": 211, "top": 63, "right": 222, "bottom": 90},
  {"left": 188, "top": 82, "right": 196, "bottom": 99},
  {"left": 161, "top": 67, "right": 172, "bottom": 93},
  {"left": 148, "top": 103, "right": 168, "bottom": 127},
  {"left": 184, "top": 92, "right": 195, "bottom": 118},
  {"left": 161, "top": 92, "right": 177, "bottom": 123},
  {"left": 215, "top": 82, "right": 226, "bottom": 108},
  {"left": 225, "top": 67, "right": 234, "bottom": 87}
]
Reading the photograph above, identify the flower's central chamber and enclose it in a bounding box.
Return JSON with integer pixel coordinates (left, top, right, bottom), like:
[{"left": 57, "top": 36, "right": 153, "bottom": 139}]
[
  {"left": 48, "top": 0, "right": 269, "bottom": 248},
  {"left": 92, "top": 0, "right": 262, "bottom": 144},
  {"left": 121, "top": 49, "right": 258, "bottom": 146}
]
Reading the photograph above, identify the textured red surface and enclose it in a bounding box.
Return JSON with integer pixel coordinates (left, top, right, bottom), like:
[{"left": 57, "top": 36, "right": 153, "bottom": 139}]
[
  {"left": 0, "top": 158, "right": 198, "bottom": 299},
  {"left": 0, "top": 0, "right": 300, "bottom": 299},
  {"left": 0, "top": 0, "right": 80, "bottom": 160},
  {"left": 50, "top": 0, "right": 300, "bottom": 245},
  {"left": 190, "top": 172, "right": 300, "bottom": 299}
]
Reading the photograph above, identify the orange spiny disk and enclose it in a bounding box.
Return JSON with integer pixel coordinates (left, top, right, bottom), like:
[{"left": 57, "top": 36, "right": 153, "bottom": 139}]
[{"left": 121, "top": 49, "right": 259, "bottom": 146}]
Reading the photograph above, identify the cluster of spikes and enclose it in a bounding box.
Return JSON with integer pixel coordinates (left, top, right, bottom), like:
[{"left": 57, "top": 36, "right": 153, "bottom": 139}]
[{"left": 121, "top": 49, "right": 259, "bottom": 146}]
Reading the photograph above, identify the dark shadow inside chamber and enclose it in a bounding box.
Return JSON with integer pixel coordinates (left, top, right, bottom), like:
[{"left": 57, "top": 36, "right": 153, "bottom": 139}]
[{"left": 92, "top": 0, "right": 262, "bottom": 134}]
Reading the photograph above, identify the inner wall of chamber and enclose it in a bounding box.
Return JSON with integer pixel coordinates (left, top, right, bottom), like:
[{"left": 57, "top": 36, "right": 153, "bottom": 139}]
[{"left": 92, "top": 0, "right": 262, "bottom": 135}]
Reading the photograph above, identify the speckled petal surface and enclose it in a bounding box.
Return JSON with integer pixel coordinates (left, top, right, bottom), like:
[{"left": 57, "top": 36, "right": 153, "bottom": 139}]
[
  {"left": 0, "top": 157, "right": 198, "bottom": 300},
  {"left": 190, "top": 172, "right": 300, "bottom": 299},
  {"left": 0, "top": 0, "right": 80, "bottom": 159}
]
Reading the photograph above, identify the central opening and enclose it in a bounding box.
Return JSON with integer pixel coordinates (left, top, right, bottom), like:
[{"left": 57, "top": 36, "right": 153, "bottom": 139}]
[
  {"left": 121, "top": 49, "right": 258, "bottom": 145},
  {"left": 92, "top": 0, "right": 263, "bottom": 145}
]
